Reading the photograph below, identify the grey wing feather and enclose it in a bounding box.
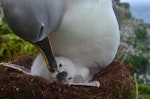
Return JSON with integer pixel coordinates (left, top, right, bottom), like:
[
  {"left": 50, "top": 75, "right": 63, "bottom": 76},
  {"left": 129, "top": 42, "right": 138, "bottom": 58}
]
[{"left": 112, "top": 0, "right": 120, "bottom": 28}]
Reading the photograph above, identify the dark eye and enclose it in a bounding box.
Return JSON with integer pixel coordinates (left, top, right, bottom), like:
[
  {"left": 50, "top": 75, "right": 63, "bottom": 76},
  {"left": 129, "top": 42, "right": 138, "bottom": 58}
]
[
  {"left": 68, "top": 77, "right": 72, "bottom": 80},
  {"left": 59, "top": 64, "right": 62, "bottom": 67}
]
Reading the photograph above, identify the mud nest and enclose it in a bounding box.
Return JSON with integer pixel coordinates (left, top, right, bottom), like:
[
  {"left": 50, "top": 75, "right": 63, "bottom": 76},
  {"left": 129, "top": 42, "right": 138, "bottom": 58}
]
[{"left": 0, "top": 55, "right": 134, "bottom": 99}]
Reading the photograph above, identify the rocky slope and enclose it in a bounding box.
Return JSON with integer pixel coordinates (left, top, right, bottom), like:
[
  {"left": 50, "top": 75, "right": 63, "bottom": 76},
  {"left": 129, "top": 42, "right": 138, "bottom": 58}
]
[{"left": 117, "top": 1, "right": 150, "bottom": 83}]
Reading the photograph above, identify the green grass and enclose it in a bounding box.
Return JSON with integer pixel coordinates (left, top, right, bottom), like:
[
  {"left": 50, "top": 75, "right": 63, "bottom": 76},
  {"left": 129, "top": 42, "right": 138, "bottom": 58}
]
[
  {"left": 138, "top": 84, "right": 150, "bottom": 99},
  {"left": 133, "top": 74, "right": 150, "bottom": 99},
  {"left": 134, "top": 74, "right": 139, "bottom": 99}
]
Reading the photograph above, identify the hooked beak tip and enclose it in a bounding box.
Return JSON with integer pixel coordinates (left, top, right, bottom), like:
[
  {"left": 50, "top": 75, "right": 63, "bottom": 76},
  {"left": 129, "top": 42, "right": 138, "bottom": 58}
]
[{"left": 33, "top": 36, "right": 57, "bottom": 73}]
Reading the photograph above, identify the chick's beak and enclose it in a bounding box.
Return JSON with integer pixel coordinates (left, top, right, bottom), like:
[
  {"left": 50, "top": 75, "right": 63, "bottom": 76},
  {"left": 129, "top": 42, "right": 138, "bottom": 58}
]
[
  {"left": 34, "top": 36, "right": 57, "bottom": 73},
  {"left": 56, "top": 71, "right": 68, "bottom": 83}
]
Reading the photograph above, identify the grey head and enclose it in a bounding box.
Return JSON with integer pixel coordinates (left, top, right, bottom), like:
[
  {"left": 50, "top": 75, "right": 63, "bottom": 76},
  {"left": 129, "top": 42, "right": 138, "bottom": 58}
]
[
  {"left": 2, "top": 0, "right": 66, "bottom": 43},
  {"left": 2, "top": 0, "right": 66, "bottom": 72}
]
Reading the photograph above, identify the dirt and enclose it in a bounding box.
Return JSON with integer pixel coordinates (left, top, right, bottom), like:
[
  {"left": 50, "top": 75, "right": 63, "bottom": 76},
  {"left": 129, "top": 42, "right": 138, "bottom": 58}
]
[{"left": 0, "top": 55, "right": 134, "bottom": 99}]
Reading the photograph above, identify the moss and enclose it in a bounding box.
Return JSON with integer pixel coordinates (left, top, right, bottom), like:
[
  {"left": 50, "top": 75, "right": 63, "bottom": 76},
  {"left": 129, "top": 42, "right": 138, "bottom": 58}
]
[{"left": 0, "top": 33, "right": 38, "bottom": 62}]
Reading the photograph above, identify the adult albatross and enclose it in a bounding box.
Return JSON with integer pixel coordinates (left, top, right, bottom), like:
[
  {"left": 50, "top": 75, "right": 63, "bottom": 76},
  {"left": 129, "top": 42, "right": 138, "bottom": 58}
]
[{"left": 1, "top": 0, "right": 120, "bottom": 83}]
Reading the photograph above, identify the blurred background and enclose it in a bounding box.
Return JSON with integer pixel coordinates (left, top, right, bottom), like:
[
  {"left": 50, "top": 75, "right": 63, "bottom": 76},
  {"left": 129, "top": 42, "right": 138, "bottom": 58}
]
[{"left": 121, "top": 0, "right": 150, "bottom": 24}]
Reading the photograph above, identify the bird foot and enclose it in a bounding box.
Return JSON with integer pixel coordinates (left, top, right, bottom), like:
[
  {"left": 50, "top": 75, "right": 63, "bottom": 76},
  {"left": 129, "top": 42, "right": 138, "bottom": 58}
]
[{"left": 68, "top": 81, "right": 100, "bottom": 88}]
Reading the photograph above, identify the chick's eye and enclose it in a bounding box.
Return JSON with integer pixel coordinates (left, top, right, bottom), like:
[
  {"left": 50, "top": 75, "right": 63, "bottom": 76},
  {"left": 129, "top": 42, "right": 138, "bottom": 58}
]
[
  {"left": 69, "top": 77, "right": 72, "bottom": 80},
  {"left": 59, "top": 64, "right": 62, "bottom": 67}
]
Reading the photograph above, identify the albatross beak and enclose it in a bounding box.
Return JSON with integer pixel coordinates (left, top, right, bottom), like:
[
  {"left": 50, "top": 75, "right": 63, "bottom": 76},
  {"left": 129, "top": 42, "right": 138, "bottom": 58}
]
[{"left": 34, "top": 36, "right": 57, "bottom": 73}]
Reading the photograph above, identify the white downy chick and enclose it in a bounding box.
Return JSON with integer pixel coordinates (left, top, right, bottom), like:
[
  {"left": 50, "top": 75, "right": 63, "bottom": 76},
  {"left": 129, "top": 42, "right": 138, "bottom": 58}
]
[
  {"left": 31, "top": 54, "right": 90, "bottom": 82},
  {"left": 31, "top": 54, "right": 99, "bottom": 87}
]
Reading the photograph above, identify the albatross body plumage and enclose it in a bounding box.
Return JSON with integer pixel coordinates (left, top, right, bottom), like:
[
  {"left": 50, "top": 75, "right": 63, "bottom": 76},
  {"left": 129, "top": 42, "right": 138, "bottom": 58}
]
[
  {"left": 1, "top": 0, "right": 120, "bottom": 86},
  {"left": 31, "top": 0, "right": 120, "bottom": 85},
  {"left": 50, "top": 0, "right": 120, "bottom": 69}
]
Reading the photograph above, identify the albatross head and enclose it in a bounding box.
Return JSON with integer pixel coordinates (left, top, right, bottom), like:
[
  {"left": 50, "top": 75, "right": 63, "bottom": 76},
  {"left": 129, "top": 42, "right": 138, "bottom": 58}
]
[{"left": 1, "top": 0, "right": 66, "bottom": 72}]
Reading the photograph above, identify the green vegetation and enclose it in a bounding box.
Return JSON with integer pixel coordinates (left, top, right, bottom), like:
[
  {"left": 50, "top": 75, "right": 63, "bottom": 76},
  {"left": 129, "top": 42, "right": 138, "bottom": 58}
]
[
  {"left": 0, "top": 19, "right": 38, "bottom": 62},
  {"left": 0, "top": 33, "right": 37, "bottom": 56},
  {"left": 138, "top": 84, "right": 150, "bottom": 99},
  {"left": 134, "top": 75, "right": 150, "bottom": 99},
  {"left": 127, "top": 54, "right": 148, "bottom": 74},
  {"left": 134, "top": 27, "right": 147, "bottom": 41},
  {"left": 125, "top": 11, "right": 132, "bottom": 19},
  {"left": 0, "top": 18, "right": 12, "bottom": 34},
  {"left": 126, "top": 25, "right": 150, "bottom": 77},
  {"left": 125, "top": 25, "right": 150, "bottom": 99},
  {"left": 134, "top": 74, "right": 139, "bottom": 99}
]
